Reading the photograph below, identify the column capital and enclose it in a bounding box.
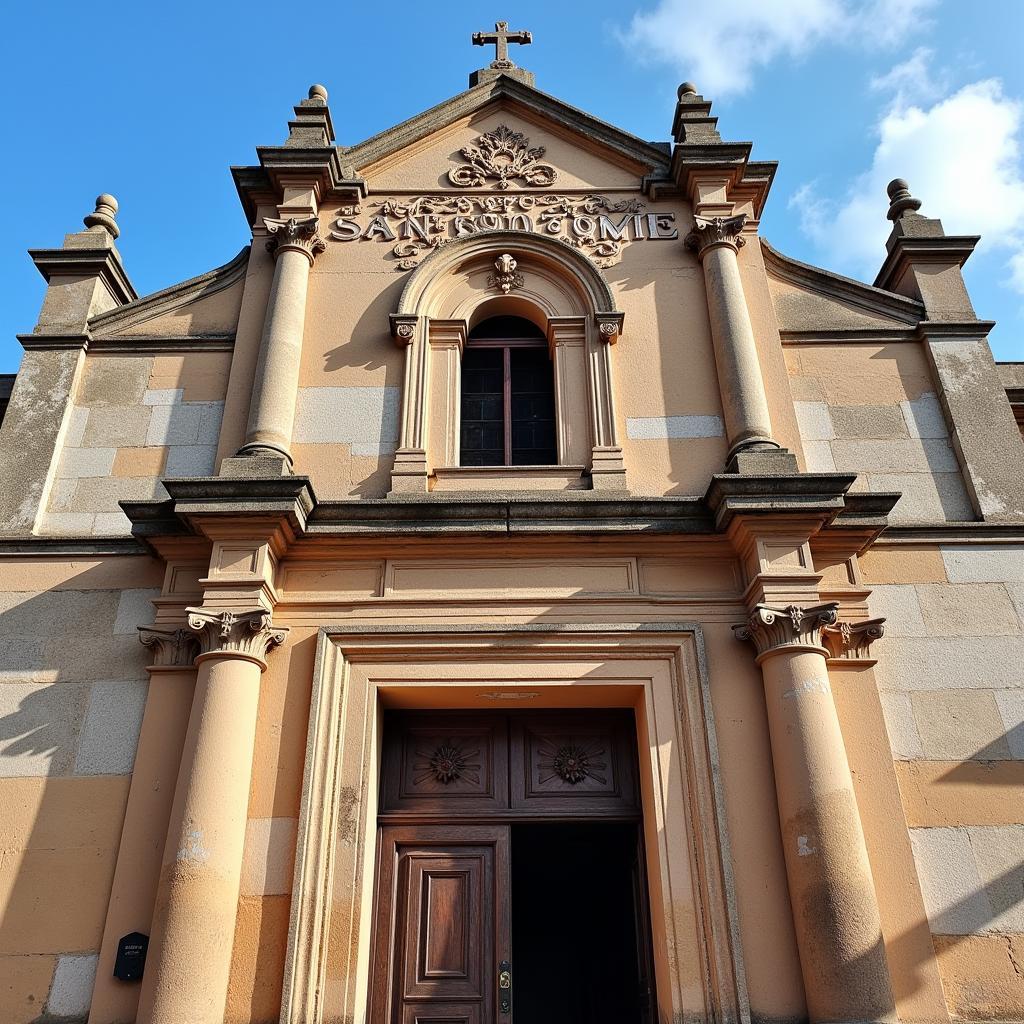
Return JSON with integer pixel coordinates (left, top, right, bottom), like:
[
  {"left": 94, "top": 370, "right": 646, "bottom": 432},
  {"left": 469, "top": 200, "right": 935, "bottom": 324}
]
[
  {"left": 685, "top": 213, "right": 748, "bottom": 259},
  {"left": 264, "top": 216, "right": 326, "bottom": 266},
  {"left": 734, "top": 601, "right": 838, "bottom": 662},
  {"left": 822, "top": 617, "right": 886, "bottom": 664},
  {"left": 138, "top": 625, "right": 200, "bottom": 668},
  {"left": 186, "top": 608, "right": 288, "bottom": 669}
]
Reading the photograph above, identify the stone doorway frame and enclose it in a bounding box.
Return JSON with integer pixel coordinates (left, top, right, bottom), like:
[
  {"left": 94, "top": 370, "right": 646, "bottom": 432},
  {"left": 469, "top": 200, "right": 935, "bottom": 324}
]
[{"left": 278, "top": 623, "right": 751, "bottom": 1024}]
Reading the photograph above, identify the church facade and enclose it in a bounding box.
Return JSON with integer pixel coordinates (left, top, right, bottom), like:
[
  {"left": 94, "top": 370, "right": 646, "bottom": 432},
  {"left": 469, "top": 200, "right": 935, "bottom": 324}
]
[{"left": 2, "top": 25, "right": 1024, "bottom": 1024}]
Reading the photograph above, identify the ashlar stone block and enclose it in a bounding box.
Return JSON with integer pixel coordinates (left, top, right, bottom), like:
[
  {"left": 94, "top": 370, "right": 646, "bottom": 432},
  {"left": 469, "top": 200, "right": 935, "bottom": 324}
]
[
  {"left": 793, "top": 400, "right": 835, "bottom": 441},
  {"left": 909, "top": 826, "right": 992, "bottom": 935},
  {"left": 911, "top": 689, "right": 1011, "bottom": 760},
  {"left": 941, "top": 545, "right": 1024, "bottom": 584},
  {"left": 0, "top": 682, "right": 91, "bottom": 777},
  {"left": 915, "top": 583, "right": 1022, "bottom": 637},
  {"left": 73, "top": 680, "right": 149, "bottom": 775},
  {"left": 56, "top": 447, "right": 115, "bottom": 479},
  {"left": 80, "top": 405, "right": 152, "bottom": 448},
  {"left": 965, "top": 825, "right": 1024, "bottom": 933},
  {"left": 45, "top": 954, "right": 98, "bottom": 1018},
  {"left": 831, "top": 404, "right": 909, "bottom": 439}
]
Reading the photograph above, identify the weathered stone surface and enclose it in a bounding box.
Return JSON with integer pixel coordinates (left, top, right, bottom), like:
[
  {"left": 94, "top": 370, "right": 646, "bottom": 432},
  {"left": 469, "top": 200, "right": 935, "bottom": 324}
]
[
  {"left": 293, "top": 386, "right": 401, "bottom": 448},
  {"left": 0, "top": 349, "right": 84, "bottom": 534},
  {"left": 801, "top": 439, "right": 836, "bottom": 472},
  {"left": 625, "top": 415, "right": 724, "bottom": 439},
  {"left": 164, "top": 443, "right": 218, "bottom": 476},
  {"left": 143, "top": 387, "right": 183, "bottom": 405},
  {"left": 240, "top": 817, "right": 298, "bottom": 896},
  {"left": 911, "top": 689, "right": 1011, "bottom": 760},
  {"left": 875, "top": 636, "right": 1024, "bottom": 690},
  {"left": 994, "top": 690, "right": 1024, "bottom": 759},
  {"left": 878, "top": 691, "right": 924, "bottom": 759},
  {"left": 941, "top": 544, "right": 1024, "bottom": 583},
  {"left": 112, "top": 588, "right": 159, "bottom": 635},
  {"left": 77, "top": 357, "right": 151, "bottom": 408},
  {"left": 868, "top": 584, "right": 928, "bottom": 637},
  {"left": 832, "top": 437, "right": 960, "bottom": 474},
  {"left": 56, "top": 447, "right": 116, "bottom": 479},
  {"left": 0, "top": 682, "right": 90, "bottom": 776},
  {"left": 964, "top": 825, "right": 1024, "bottom": 933},
  {"left": 832, "top": 404, "right": 909, "bottom": 439},
  {"left": 926, "top": 338, "right": 1024, "bottom": 521},
  {"left": 900, "top": 393, "right": 948, "bottom": 439},
  {"left": 0, "top": 589, "right": 118, "bottom": 637},
  {"left": 73, "top": 679, "right": 148, "bottom": 775},
  {"left": 866, "top": 472, "right": 974, "bottom": 522},
  {"left": 793, "top": 400, "right": 835, "bottom": 440},
  {"left": 915, "top": 582, "right": 1022, "bottom": 637},
  {"left": 80, "top": 405, "right": 152, "bottom": 448},
  {"left": 46, "top": 954, "right": 98, "bottom": 1018},
  {"left": 909, "top": 826, "right": 992, "bottom": 934}
]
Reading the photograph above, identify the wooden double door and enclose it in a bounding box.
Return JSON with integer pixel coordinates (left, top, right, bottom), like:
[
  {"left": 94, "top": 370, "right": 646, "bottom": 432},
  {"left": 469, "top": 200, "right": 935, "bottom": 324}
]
[{"left": 369, "top": 710, "right": 655, "bottom": 1024}]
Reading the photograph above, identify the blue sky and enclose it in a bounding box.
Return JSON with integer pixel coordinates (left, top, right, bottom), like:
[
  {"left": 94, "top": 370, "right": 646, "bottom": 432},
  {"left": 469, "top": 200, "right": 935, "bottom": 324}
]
[{"left": 3, "top": 0, "right": 1023, "bottom": 372}]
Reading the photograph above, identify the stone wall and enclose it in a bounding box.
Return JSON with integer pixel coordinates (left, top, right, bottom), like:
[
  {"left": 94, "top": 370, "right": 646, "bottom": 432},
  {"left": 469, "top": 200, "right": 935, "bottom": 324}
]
[
  {"left": 865, "top": 542, "right": 1024, "bottom": 1018},
  {"left": 0, "top": 556, "right": 163, "bottom": 1022}
]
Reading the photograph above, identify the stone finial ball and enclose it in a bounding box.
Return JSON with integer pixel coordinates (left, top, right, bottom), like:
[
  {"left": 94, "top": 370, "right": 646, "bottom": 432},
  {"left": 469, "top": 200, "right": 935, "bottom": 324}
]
[
  {"left": 95, "top": 193, "right": 118, "bottom": 214},
  {"left": 678, "top": 82, "right": 698, "bottom": 99},
  {"left": 887, "top": 178, "right": 910, "bottom": 199},
  {"left": 308, "top": 84, "right": 329, "bottom": 103}
]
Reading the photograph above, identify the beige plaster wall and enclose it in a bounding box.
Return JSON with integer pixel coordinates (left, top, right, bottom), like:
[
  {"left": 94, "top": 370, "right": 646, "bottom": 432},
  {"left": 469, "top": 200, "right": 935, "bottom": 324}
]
[
  {"left": 786, "top": 343, "right": 974, "bottom": 523},
  {"left": 0, "top": 555, "right": 163, "bottom": 1023},
  {"left": 863, "top": 541, "right": 1024, "bottom": 1019}
]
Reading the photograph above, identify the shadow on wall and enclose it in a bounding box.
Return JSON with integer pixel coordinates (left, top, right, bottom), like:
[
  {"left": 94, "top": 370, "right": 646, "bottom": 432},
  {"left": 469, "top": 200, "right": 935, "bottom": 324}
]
[{"left": 0, "top": 567, "right": 156, "bottom": 1021}]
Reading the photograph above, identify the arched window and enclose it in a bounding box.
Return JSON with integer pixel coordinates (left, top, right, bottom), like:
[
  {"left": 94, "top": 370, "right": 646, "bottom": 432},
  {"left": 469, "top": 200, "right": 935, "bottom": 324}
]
[{"left": 460, "top": 315, "right": 557, "bottom": 466}]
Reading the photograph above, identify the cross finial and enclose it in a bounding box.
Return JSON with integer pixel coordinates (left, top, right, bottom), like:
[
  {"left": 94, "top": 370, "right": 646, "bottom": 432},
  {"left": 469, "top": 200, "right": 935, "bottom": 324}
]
[{"left": 472, "top": 20, "right": 532, "bottom": 69}]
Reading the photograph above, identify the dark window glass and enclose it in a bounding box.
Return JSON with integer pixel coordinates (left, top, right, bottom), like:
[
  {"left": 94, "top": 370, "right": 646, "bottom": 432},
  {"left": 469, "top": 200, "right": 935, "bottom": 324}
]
[{"left": 459, "top": 316, "right": 557, "bottom": 467}]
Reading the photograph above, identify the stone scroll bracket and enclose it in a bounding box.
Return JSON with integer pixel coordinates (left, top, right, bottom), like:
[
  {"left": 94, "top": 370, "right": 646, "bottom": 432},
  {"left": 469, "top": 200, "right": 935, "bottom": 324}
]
[
  {"left": 138, "top": 626, "right": 201, "bottom": 669},
  {"left": 822, "top": 617, "right": 886, "bottom": 665}
]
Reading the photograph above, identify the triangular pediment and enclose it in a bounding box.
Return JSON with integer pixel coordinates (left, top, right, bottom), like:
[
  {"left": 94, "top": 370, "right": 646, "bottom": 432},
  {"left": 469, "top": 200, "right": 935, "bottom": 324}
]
[
  {"left": 344, "top": 76, "right": 672, "bottom": 193},
  {"left": 763, "top": 240, "right": 924, "bottom": 334}
]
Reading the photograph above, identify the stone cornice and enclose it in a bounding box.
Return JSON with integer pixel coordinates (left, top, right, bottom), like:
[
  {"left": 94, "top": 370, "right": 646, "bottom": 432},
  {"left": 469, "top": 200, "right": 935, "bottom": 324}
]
[
  {"left": 88, "top": 247, "right": 249, "bottom": 337},
  {"left": 28, "top": 245, "right": 138, "bottom": 306},
  {"left": 734, "top": 602, "right": 839, "bottom": 662},
  {"left": 340, "top": 76, "right": 671, "bottom": 186},
  {"left": 186, "top": 608, "right": 288, "bottom": 669},
  {"left": 139, "top": 625, "right": 200, "bottom": 668},
  {"left": 762, "top": 239, "right": 923, "bottom": 327},
  {"left": 874, "top": 234, "right": 980, "bottom": 292}
]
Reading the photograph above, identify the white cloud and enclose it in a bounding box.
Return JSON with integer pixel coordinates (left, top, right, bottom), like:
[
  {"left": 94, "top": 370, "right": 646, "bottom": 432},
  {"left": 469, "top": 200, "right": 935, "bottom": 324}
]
[
  {"left": 869, "top": 47, "right": 942, "bottom": 109},
  {"left": 621, "top": 0, "right": 936, "bottom": 97},
  {"left": 792, "top": 64, "right": 1024, "bottom": 293}
]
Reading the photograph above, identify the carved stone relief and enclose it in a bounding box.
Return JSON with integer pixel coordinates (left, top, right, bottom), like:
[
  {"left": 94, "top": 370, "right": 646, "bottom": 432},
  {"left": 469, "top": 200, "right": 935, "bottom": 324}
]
[
  {"left": 487, "top": 253, "right": 523, "bottom": 293},
  {"left": 448, "top": 124, "right": 557, "bottom": 189}
]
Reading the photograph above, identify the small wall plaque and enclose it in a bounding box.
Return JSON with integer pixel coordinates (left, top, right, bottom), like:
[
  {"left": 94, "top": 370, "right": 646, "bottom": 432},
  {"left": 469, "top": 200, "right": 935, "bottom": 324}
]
[{"left": 113, "top": 931, "right": 149, "bottom": 981}]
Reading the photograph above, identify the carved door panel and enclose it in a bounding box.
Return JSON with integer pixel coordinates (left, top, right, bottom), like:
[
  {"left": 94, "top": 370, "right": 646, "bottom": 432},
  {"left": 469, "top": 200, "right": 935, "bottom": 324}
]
[
  {"left": 510, "top": 711, "right": 640, "bottom": 815},
  {"left": 381, "top": 712, "right": 510, "bottom": 817},
  {"left": 371, "top": 825, "right": 511, "bottom": 1024}
]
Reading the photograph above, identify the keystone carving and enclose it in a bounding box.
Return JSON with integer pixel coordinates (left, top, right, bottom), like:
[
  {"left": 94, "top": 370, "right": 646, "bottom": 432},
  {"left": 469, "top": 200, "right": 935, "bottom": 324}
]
[
  {"left": 487, "top": 253, "right": 523, "bottom": 294},
  {"left": 186, "top": 608, "right": 288, "bottom": 666},
  {"left": 822, "top": 618, "right": 886, "bottom": 662},
  {"left": 685, "top": 213, "right": 748, "bottom": 257},
  {"left": 448, "top": 124, "right": 557, "bottom": 190},
  {"left": 264, "top": 216, "right": 327, "bottom": 265},
  {"left": 138, "top": 626, "right": 200, "bottom": 668},
  {"left": 733, "top": 602, "right": 839, "bottom": 659}
]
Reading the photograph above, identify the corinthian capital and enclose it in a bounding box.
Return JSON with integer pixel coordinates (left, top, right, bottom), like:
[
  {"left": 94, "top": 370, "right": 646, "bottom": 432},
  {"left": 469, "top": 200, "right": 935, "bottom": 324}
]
[
  {"left": 685, "top": 214, "right": 748, "bottom": 258},
  {"left": 186, "top": 608, "right": 289, "bottom": 668},
  {"left": 822, "top": 617, "right": 886, "bottom": 663},
  {"left": 264, "top": 216, "right": 327, "bottom": 265},
  {"left": 138, "top": 626, "right": 200, "bottom": 668},
  {"left": 733, "top": 602, "right": 838, "bottom": 661}
]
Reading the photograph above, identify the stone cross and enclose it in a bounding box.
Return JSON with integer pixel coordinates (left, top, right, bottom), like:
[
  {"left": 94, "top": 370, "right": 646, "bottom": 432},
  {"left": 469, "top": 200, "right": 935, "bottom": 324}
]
[{"left": 472, "top": 21, "right": 532, "bottom": 68}]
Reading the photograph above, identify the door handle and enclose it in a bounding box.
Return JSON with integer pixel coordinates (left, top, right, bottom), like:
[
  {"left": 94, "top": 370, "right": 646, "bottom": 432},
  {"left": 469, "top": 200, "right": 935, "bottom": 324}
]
[{"left": 498, "top": 959, "right": 512, "bottom": 1014}]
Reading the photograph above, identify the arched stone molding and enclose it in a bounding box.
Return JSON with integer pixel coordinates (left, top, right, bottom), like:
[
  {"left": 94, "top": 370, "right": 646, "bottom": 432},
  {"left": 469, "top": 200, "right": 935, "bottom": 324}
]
[{"left": 387, "top": 230, "right": 628, "bottom": 493}]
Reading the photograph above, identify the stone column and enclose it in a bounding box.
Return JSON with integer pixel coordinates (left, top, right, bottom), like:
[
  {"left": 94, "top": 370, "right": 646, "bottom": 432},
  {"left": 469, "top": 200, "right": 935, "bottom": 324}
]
[
  {"left": 686, "top": 215, "right": 792, "bottom": 472},
  {"left": 233, "top": 216, "right": 325, "bottom": 473},
  {"left": 136, "top": 609, "right": 287, "bottom": 1024},
  {"left": 88, "top": 628, "right": 198, "bottom": 1024},
  {"left": 735, "top": 603, "right": 895, "bottom": 1023}
]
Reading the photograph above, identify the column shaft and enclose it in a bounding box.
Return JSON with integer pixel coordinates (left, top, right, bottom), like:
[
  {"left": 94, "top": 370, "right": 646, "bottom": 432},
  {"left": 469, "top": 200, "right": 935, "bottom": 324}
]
[
  {"left": 136, "top": 654, "right": 262, "bottom": 1024},
  {"left": 240, "top": 247, "right": 312, "bottom": 463},
  {"left": 701, "top": 242, "right": 775, "bottom": 455},
  {"left": 759, "top": 647, "right": 894, "bottom": 1022}
]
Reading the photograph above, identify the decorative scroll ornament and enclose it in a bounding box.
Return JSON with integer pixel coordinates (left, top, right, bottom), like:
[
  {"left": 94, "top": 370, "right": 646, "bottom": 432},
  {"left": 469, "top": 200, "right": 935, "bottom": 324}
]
[
  {"left": 138, "top": 625, "right": 200, "bottom": 668},
  {"left": 822, "top": 617, "right": 886, "bottom": 662},
  {"left": 448, "top": 124, "right": 557, "bottom": 190},
  {"left": 186, "top": 608, "right": 289, "bottom": 666},
  {"left": 685, "top": 213, "right": 748, "bottom": 258},
  {"left": 733, "top": 602, "right": 839, "bottom": 660},
  {"left": 264, "top": 216, "right": 327, "bottom": 265},
  {"left": 355, "top": 193, "right": 647, "bottom": 270},
  {"left": 414, "top": 742, "right": 481, "bottom": 786},
  {"left": 487, "top": 253, "right": 523, "bottom": 294},
  {"left": 595, "top": 312, "right": 624, "bottom": 344},
  {"left": 538, "top": 740, "right": 608, "bottom": 785}
]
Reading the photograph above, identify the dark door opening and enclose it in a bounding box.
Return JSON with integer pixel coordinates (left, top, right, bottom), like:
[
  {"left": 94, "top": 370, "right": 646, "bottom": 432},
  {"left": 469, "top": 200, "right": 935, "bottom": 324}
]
[{"left": 511, "top": 822, "right": 653, "bottom": 1024}]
